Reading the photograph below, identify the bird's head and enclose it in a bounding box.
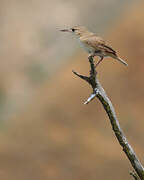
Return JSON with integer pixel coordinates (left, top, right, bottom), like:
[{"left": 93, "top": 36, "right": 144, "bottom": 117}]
[{"left": 60, "top": 26, "right": 89, "bottom": 37}]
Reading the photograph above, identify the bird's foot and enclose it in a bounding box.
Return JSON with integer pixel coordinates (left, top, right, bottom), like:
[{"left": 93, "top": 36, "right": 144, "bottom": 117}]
[
  {"left": 94, "top": 57, "right": 104, "bottom": 68},
  {"left": 88, "top": 54, "right": 95, "bottom": 60}
]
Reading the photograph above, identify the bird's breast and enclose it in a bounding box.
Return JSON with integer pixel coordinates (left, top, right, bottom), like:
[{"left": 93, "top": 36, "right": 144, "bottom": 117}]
[{"left": 78, "top": 39, "right": 95, "bottom": 54}]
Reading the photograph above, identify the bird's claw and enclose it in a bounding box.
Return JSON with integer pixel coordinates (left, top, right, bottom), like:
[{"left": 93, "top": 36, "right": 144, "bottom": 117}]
[{"left": 88, "top": 54, "right": 95, "bottom": 60}]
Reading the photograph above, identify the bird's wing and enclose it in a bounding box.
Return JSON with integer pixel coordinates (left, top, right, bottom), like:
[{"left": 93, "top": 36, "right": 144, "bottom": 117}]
[
  {"left": 82, "top": 35, "right": 117, "bottom": 55},
  {"left": 81, "top": 35, "right": 105, "bottom": 47},
  {"left": 98, "top": 44, "right": 116, "bottom": 55}
]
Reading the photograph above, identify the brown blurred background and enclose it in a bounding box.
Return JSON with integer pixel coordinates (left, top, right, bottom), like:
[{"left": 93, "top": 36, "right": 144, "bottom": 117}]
[{"left": 0, "top": 0, "right": 144, "bottom": 179}]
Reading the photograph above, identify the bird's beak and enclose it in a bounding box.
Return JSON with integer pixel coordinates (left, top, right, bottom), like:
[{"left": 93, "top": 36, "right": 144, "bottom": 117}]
[{"left": 60, "top": 29, "right": 72, "bottom": 32}]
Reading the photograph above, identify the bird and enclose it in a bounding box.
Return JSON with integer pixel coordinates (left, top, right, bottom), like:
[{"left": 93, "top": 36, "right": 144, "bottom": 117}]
[{"left": 60, "top": 26, "right": 128, "bottom": 67}]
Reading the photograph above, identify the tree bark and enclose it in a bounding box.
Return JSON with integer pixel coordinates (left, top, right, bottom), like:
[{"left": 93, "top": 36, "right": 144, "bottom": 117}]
[{"left": 72, "top": 56, "right": 144, "bottom": 179}]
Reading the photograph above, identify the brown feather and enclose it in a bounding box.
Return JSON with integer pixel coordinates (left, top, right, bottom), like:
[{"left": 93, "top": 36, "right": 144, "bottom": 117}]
[
  {"left": 80, "top": 34, "right": 117, "bottom": 56},
  {"left": 101, "top": 44, "right": 116, "bottom": 55}
]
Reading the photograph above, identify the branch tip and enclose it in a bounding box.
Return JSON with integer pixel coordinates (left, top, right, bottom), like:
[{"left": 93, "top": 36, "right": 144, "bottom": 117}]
[
  {"left": 84, "top": 93, "right": 96, "bottom": 105},
  {"left": 72, "top": 70, "right": 90, "bottom": 83}
]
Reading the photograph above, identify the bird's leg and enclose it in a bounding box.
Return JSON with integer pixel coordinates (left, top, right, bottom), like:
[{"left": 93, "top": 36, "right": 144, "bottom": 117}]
[{"left": 95, "top": 57, "right": 104, "bottom": 68}]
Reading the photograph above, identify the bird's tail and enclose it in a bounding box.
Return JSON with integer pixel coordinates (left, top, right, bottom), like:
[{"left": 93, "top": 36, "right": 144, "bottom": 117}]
[{"left": 115, "top": 57, "right": 128, "bottom": 66}]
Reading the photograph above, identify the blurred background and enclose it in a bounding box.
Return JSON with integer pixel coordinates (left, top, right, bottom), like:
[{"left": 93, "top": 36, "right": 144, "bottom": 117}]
[{"left": 0, "top": 0, "right": 144, "bottom": 179}]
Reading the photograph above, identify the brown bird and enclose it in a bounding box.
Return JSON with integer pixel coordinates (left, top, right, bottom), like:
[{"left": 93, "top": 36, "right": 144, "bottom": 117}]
[{"left": 60, "top": 26, "right": 128, "bottom": 67}]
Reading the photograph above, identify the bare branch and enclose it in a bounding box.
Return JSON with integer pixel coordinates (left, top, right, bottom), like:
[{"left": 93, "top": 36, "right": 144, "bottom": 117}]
[
  {"left": 84, "top": 93, "right": 97, "bottom": 105},
  {"left": 130, "top": 170, "right": 140, "bottom": 180},
  {"left": 72, "top": 56, "right": 144, "bottom": 179},
  {"left": 72, "top": 70, "right": 90, "bottom": 84}
]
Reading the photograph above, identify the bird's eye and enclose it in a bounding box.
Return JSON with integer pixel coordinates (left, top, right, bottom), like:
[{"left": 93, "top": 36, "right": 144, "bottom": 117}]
[{"left": 71, "top": 28, "right": 75, "bottom": 32}]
